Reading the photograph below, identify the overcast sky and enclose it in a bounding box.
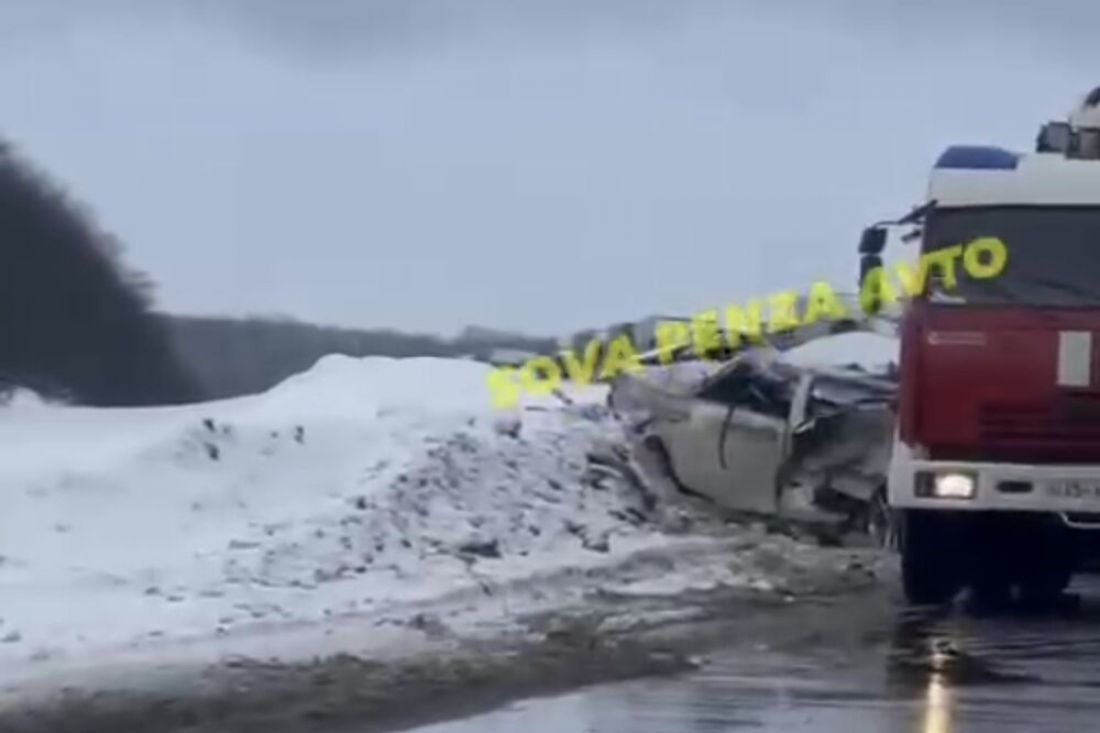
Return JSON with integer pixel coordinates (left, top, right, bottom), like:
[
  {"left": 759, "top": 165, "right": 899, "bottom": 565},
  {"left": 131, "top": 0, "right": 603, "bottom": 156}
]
[{"left": 0, "top": 1, "right": 1095, "bottom": 337}]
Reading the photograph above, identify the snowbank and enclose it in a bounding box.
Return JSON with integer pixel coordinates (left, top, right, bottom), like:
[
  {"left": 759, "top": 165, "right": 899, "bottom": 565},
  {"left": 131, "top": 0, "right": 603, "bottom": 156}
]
[
  {"left": 0, "top": 388, "right": 55, "bottom": 409},
  {"left": 780, "top": 332, "right": 898, "bottom": 370},
  {"left": 0, "top": 356, "right": 763, "bottom": 688}
]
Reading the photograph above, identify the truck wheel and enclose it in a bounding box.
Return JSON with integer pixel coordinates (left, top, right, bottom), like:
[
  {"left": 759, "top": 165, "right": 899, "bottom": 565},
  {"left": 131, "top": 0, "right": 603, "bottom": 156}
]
[
  {"left": 969, "top": 564, "right": 1013, "bottom": 609},
  {"left": 900, "top": 510, "right": 961, "bottom": 605},
  {"left": 1019, "top": 565, "right": 1072, "bottom": 607},
  {"left": 1018, "top": 536, "right": 1074, "bottom": 607}
]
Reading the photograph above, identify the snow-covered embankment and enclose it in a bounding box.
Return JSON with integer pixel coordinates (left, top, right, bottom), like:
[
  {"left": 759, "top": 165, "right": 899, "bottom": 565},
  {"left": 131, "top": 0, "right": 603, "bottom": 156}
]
[{"left": 0, "top": 356, "right": 882, "bottom": 729}]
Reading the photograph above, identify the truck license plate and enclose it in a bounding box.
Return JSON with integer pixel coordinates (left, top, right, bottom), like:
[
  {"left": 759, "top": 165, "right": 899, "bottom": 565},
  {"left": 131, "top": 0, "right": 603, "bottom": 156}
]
[{"left": 1046, "top": 480, "right": 1100, "bottom": 500}]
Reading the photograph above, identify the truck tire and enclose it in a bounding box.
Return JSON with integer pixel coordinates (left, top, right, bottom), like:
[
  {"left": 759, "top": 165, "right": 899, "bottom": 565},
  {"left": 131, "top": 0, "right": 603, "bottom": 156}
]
[
  {"left": 1019, "top": 563, "right": 1072, "bottom": 606},
  {"left": 969, "top": 562, "right": 1013, "bottom": 609},
  {"left": 1018, "top": 532, "right": 1074, "bottom": 606},
  {"left": 900, "top": 510, "right": 962, "bottom": 605}
]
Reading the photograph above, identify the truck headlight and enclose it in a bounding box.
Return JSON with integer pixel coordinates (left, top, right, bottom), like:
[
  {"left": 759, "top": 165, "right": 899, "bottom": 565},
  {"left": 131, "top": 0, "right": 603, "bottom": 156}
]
[{"left": 915, "top": 471, "right": 976, "bottom": 499}]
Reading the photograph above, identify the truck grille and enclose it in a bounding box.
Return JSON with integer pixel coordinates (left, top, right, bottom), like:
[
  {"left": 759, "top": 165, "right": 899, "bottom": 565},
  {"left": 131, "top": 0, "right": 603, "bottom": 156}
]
[
  {"left": 977, "top": 400, "right": 1100, "bottom": 461},
  {"left": 982, "top": 403, "right": 1100, "bottom": 440}
]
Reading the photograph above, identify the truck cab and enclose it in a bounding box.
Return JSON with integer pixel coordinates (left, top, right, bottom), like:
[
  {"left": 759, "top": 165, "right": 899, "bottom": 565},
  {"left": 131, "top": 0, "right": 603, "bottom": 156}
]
[{"left": 867, "top": 88, "right": 1100, "bottom": 605}]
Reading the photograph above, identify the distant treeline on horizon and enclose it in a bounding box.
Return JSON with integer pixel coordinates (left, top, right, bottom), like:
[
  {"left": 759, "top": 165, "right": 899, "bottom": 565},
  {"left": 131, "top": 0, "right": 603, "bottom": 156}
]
[{"left": 162, "top": 314, "right": 561, "bottom": 401}]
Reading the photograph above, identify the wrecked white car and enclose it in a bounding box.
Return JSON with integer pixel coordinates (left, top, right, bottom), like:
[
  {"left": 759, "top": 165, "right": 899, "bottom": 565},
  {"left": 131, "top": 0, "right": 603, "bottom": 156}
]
[{"left": 609, "top": 349, "right": 898, "bottom": 539}]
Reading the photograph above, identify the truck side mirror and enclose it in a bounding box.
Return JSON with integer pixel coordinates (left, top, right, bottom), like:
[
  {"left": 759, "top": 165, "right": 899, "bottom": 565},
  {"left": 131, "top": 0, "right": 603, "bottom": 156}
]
[
  {"left": 1037, "top": 121, "right": 1072, "bottom": 153},
  {"left": 859, "top": 254, "right": 883, "bottom": 289},
  {"left": 858, "top": 226, "right": 888, "bottom": 255}
]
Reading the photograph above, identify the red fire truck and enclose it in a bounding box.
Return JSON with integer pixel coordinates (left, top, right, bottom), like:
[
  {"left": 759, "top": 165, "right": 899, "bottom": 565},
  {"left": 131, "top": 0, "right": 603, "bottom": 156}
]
[{"left": 862, "top": 88, "right": 1100, "bottom": 605}]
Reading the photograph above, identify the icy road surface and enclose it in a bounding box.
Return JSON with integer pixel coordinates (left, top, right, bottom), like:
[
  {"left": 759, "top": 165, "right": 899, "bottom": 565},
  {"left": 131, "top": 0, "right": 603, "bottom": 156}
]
[{"left": 415, "top": 583, "right": 1100, "bottom": 733}]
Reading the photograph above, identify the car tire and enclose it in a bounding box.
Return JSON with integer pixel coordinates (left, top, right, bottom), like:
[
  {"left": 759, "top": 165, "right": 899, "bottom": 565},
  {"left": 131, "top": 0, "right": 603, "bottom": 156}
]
[
  {"left": 900, "top": 510, "right": 962, "bottom": 606},
  {"left": 867, "top": 486, "right": 897, "bottom": 551}
]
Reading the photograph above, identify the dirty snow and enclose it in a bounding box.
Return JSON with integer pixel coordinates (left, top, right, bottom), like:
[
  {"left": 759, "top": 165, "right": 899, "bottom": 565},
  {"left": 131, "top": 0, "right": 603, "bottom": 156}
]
[{"left": 0, "top": 356, "right": 776, "bottom": 689}]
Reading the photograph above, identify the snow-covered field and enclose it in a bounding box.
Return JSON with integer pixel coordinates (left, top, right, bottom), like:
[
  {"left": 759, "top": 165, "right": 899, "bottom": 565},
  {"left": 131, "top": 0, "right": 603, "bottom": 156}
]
[{"left": 0, "top": 356, "right": 793, "bottom": 697}]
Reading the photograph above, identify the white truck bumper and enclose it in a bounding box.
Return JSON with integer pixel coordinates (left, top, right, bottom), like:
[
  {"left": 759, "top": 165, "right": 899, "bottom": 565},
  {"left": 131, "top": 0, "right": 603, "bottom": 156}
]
[{"left": 889, "top": 440, "right": 1100, "bottom": 517}]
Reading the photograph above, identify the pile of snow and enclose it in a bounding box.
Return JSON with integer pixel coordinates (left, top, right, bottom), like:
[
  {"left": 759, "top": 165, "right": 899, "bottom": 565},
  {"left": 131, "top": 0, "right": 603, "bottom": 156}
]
[
  {"left": 0, "top": 387, "right": 54, "bottom": 409},
  {"left": 779, "top": 332, "right": 898, "bottom": 371},
  {"left": 0, "top": 356, "right": 759, "bottom": 682}
]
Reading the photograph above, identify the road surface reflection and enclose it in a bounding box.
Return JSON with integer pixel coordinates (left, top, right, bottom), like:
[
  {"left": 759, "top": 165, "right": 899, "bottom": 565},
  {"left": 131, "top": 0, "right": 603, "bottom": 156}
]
[{"left": 408, "top": 585, "right": 1100, "bottom": 732}]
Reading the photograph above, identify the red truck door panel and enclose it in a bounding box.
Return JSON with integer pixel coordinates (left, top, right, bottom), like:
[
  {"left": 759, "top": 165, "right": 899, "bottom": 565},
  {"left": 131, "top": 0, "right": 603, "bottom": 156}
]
[{"left": 904, "top": 306, "right": 1100, "bottom": 462}]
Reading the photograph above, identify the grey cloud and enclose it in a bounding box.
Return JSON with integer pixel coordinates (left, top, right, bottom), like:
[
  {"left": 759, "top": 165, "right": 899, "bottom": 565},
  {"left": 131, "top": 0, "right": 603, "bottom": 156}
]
[
  {"left": 0, "top": 0, "right": 706, "bottom": 60},
  {"left": 2, "top": 1, "right": 1095, "bottom": 65},
  {"left": 0, "top": 0, "right": 1095, "bottom": 52},
  {"left": 178, "top": 0, "right": 712, "bottom": 64},
  {"left": 175, "top": 0, "right": 1100, "bottom": 67}
]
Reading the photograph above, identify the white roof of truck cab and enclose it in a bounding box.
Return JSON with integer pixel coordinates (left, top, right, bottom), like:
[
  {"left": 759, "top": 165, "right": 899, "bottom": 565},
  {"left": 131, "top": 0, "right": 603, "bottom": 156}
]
[{"left": 928, "top": 146, "right": 1100, "bottom": 208}]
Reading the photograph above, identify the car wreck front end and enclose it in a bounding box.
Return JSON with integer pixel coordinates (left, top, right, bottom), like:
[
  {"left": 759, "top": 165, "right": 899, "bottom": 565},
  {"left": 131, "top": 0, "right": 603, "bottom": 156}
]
[{"left": 609, "top": 339, "right": 898, "bottom": 542}]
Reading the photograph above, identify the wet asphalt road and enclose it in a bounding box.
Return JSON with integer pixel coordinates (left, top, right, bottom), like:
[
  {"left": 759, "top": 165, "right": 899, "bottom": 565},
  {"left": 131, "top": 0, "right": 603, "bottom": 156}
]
[{"left": 407, "top": 581, "right": 1100, "bottom": 733}]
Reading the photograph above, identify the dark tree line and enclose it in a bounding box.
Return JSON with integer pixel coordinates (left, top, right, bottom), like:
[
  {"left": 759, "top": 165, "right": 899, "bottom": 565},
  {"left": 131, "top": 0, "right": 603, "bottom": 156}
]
[
  {"left": 163, "top": 315, "right": 561, "bottom": 400},
  {"left": 0, "top": 138, "right": 563, "bottom": 405},
  {"left": 0, "top": 140, "right": 199, "bottom": 406}
]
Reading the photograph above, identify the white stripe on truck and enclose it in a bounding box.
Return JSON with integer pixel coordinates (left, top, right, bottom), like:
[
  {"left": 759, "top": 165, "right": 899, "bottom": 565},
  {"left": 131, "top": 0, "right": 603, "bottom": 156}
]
[{"left": 1057, "top": 331, "right": 1093, "bottom": 387}]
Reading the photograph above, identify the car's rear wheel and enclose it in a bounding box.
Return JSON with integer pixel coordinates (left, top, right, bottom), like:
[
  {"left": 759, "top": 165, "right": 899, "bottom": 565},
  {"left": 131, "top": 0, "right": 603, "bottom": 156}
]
[{"left": 900, "top": 510, "right": 962, "bottom": 605}]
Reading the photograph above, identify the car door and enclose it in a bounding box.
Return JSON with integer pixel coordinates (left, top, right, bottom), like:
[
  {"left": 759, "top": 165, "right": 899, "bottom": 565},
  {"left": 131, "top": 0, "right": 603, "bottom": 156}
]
[
  {"left": 659, "top": 365, "right": 788, "bottom": 514},
  {"left": 713, "top": 400, "right": 787, "bottom": 515}
]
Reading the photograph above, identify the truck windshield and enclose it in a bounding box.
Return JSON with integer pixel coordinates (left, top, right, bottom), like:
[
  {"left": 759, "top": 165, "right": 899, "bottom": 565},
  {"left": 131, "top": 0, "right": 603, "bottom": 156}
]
[{"left": 922, "top": 205, "right": 1100, "bottom": 307}]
